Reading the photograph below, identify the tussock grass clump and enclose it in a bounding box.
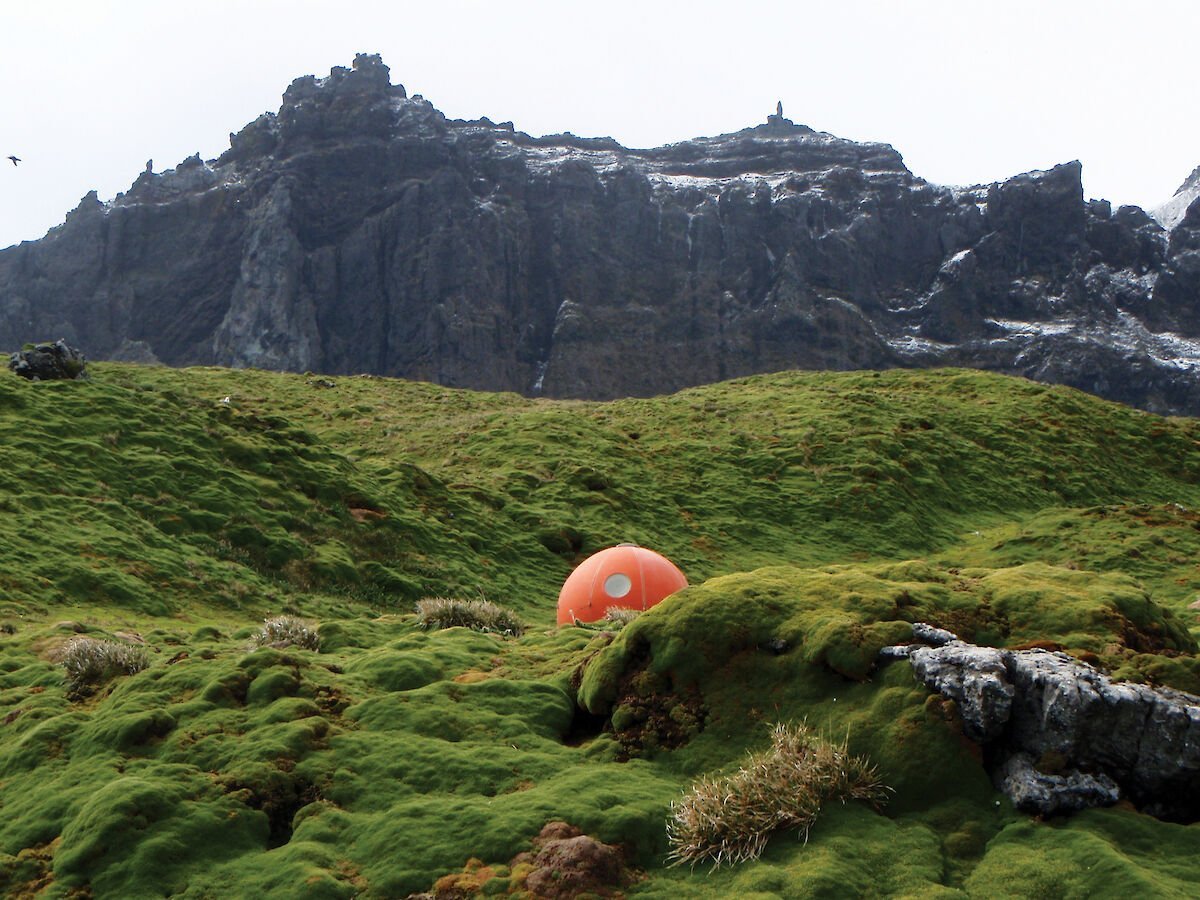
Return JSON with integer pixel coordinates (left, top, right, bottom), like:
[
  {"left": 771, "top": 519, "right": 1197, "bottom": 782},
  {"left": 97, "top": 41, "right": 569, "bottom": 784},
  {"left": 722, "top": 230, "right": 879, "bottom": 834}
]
[
  {"left": 61, "top": 637, "right": 150, "bottom": 694},
  {"left": 250, "top": 615, "right": 320, "bottom": 651},
  {"left": 667, "top": 722, "right": 890, "bottom": 869},
  {"left": 603, "top": 607, "right": 641, "bottom": 626},
  {"left": 415, "top": 597, "right": 524, "bottom": 635}
]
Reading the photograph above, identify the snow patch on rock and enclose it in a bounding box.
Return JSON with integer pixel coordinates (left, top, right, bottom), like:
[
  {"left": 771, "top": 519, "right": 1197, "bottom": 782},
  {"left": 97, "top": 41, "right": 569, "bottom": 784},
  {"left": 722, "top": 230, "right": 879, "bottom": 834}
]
[{"left": 1152, "top": 165, "right": 1200, "bottom": 230}]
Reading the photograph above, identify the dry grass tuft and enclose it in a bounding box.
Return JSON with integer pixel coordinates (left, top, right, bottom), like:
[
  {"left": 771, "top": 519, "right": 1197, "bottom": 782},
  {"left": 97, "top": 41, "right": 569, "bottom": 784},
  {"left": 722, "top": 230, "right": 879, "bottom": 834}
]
[
  {"left": 415, "top": 597, "right": 524, "bottom": 635},
  {"left": 61, "top": 637, "right": 150, "bottom": 694},
  {"left": 250, "top": 615, "right": 320, "bottom": 651},
  {"left": 667, "top": 721, "right": 890, "bottom": 869}
]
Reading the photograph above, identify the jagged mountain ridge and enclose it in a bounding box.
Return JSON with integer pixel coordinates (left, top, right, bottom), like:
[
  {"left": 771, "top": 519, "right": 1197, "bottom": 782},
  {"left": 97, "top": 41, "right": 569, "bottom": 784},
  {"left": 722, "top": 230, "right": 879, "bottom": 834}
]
[
  {"left": 4, "top": 53, "right": 1200, "bottom": 412},
  {"left": 1152, "top": 165, "right": 1200, "bottom": 231}
]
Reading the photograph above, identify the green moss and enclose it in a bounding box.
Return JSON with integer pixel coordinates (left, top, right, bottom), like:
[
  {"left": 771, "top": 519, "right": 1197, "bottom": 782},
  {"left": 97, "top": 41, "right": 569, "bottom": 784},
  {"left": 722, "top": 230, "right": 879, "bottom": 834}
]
[
  {"left": 963, "top": 810, "right": 1200, "bottom": 898},
  {"left": 0, "top": 364, "right": 1198, "bottom": 895},
  {"left": 580, "top": 560, "right": 1193, "bottom": 722},
  {"left": 344, "top": 651, "right": 444, "bottom": 692},
  {"left": 54, "top": 772, "right": 266, "bottom": 895}
]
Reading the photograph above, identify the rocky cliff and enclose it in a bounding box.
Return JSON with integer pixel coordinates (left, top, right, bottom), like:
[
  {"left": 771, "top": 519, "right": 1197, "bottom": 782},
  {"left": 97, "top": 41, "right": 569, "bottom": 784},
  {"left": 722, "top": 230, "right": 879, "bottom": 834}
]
[{"left": 4, "top": 53, "right": 1200, "bottom": 412}]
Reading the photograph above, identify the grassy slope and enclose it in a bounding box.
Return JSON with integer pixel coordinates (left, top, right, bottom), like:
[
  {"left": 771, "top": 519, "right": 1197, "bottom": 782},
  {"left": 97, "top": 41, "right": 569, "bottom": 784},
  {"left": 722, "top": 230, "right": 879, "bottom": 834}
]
[{"left": 0, "top": 363, "right": 1197, "bottom": 897}]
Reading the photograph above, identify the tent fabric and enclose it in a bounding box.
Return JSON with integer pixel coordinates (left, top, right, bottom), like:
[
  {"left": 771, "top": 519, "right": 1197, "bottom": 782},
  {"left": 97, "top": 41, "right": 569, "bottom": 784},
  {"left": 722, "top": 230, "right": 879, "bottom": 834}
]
[{"left": 557, "top": 544, "right": 688, "bottom": 624}]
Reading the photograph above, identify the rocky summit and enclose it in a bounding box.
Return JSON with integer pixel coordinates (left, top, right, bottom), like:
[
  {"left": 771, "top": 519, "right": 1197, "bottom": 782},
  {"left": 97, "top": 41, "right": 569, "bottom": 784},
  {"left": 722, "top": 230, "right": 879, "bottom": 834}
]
[{"left": 4, "top": 53, "right": 1200, "bottom": 412}]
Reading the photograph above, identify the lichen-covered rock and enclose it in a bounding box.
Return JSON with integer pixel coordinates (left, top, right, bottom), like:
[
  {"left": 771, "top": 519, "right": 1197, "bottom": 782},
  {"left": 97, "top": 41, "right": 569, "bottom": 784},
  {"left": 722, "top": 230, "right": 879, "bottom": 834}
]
[
  {"left": 8, "top": 340, "right": 87, "bottom": 381},
  {"left": 1003, "top": 648, "right": 1200, "bottom": 819},
  {"left": 886, "top": 623, "right": 1200, "bottom": 820},
  {"left": 908, "top": 642, "right": 1014, "bottom": 743}
]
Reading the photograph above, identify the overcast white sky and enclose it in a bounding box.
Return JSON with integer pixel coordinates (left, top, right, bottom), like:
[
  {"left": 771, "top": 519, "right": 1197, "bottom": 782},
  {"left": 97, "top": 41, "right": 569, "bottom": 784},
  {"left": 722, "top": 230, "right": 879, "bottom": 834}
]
[{"left": 1, "top": 0, "right": 1198, "bottom": 250}]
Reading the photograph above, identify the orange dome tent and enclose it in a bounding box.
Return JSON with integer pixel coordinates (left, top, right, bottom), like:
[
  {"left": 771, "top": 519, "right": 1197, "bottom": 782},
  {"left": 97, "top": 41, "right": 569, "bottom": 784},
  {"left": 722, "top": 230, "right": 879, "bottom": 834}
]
[{"left": 557, "top": 544, "right": 688, "bottom": 625}]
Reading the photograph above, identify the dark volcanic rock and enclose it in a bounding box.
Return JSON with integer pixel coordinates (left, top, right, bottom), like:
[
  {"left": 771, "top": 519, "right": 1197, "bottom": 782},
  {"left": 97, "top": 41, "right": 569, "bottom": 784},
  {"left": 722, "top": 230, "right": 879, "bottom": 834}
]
[
  {"left": 885, "top": 624, "right": 1200, "bottom": 820},
  {"left": 995, "top": 753, "right": 1120, "bottom": 817},
  {"left": 3, "top": 54, "right": 1200, "bottom": 411},
  {"left": 8, "top": 339, "right": 87, "bottom": 380}
]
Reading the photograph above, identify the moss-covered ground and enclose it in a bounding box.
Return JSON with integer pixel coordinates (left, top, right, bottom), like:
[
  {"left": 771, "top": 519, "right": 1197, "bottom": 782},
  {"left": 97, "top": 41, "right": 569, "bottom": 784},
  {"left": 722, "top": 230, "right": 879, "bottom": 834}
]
[{"left": 0, "top": 363, "right": 1197, "bottom": 897}]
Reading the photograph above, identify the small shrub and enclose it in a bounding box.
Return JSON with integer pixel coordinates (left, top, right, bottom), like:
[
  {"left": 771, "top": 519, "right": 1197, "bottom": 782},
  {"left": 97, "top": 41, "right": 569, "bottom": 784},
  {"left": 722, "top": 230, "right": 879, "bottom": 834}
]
[
  {"left": 603, "top": 607, "right": 641, "bottom": 627},
  {"left": 667, "top": 722, "right": 890, "bottom": 869},
  {"left": 61, "top": 637, "right": 150, "bottom": 695},
  {"left": 250, "top": 615, "right": 320, "bottom": 651},
  {"left": 415, "top": 597, "right": 524, "bottom": 636},
  {"left": 0, "top": 622, "right": 15, "bottom": 635}
]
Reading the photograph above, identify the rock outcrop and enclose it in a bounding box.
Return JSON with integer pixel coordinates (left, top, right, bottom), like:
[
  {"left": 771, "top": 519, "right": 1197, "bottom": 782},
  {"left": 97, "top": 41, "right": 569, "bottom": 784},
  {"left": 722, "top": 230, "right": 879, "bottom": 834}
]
[
  {"left": 4, "top": 53, "right": 1200, "bottom": 411},
  {"left": 883, "top": 624, "right": 1200, "bottom": 820},
  {"left": 8, "top": 340, "right": 87, "bottom": 381}
]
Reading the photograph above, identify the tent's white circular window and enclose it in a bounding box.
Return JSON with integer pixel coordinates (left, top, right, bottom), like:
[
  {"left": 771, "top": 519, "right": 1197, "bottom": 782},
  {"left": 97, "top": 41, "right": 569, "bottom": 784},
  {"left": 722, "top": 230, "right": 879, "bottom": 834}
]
[{"left": 604, "top": 573, "right": 633, "bottom": 599}]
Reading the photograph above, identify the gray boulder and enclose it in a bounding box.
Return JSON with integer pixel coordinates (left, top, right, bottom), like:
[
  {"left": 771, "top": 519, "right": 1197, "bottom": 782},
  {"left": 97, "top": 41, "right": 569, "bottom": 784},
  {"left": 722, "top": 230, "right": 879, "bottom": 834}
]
[
  {"left": 886, "top": 623, "right": 1200, "bottom": 820},
  {"left": 908, "top": 641, "right": 1013, "bottom": 743}
]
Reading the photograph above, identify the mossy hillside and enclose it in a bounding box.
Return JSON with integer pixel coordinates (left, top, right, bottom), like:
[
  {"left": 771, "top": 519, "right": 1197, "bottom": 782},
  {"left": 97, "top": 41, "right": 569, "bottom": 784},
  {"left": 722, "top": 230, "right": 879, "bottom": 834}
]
[
  {"left": 940, "top": 503, "right": 1200, "bottom": 618},
  {"left": 43, "top": 363, "right": 1200, "bottom": 622},
  {"left": 570, "top": 566, "right": 1200, "bottom": 896},
  {"left": 401, "top": 367, "right": 1200, "bottom": 572},
  {"left": 6, "top": 585, "right": 1196, "bottom": 899},
  {"left": 0, "top": 363, "right": 1199, "bottom": 896},
  {"left": 578, "top": 563, "right": 1198, "bottom": 717},
  {"left": 0, "top": 611, "right": 672, "bottom": 897},
  {"left": 572, "top": 564, "right": 1198, "bottom": 840},
  {"left": 0, "top": 367, "right": 566, "bottom": 624}
]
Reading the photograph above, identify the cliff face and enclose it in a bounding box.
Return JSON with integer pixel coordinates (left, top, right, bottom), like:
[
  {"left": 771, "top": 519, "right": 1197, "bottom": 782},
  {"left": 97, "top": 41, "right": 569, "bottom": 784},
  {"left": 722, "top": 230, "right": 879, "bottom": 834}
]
[{"left": 3, "top": 53, "right": 1200, "bottom": 412}]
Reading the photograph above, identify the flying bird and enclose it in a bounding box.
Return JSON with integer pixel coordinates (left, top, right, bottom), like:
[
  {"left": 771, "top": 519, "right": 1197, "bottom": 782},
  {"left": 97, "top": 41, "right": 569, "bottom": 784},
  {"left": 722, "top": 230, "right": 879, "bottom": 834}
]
[{"left": 7, "top": 156, "right": 19, "bottom": 167}]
